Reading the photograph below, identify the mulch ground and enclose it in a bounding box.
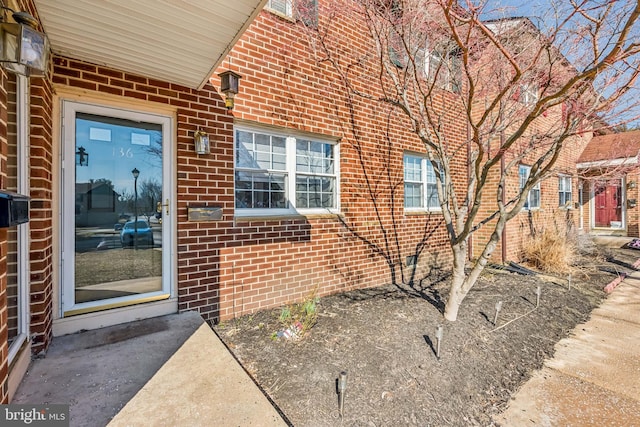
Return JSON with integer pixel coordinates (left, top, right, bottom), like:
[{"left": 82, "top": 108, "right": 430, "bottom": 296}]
[{"left": 213, "top": 243, "right": 637, "bottom": 426}]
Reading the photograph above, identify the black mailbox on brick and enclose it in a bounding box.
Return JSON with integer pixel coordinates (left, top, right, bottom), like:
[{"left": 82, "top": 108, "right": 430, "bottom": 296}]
[{"left": 0, "top": 190, "right": 29, "bottom": 227}]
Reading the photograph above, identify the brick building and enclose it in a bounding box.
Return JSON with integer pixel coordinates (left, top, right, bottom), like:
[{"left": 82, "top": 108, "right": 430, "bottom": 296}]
[
  {"left": 209, "top": 3, "right": 461, "bottom": 321},
  {"left": 0, "top": 0, "right": 597, "bottom": 404},
  {"left": 0, "top": 0, "right": 268, "bottom": 403},
  {"left": 471, "top": 18, "right": 593, "bottom": 262}
]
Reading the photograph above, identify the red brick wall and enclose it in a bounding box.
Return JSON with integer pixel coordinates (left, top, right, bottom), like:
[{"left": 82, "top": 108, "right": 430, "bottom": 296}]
[
  {"left": 210, "top": 7, "right": 462, "bottom": 318},
  {"left": 53, "top": 50, "right": 439, "bottom": 323},
  {"left": 29, "top": 72, "right": 54, "bottom": 354},
  {"left": 30, "top": 3, "right": 599, "bottom": 345},
  {"left": 45, "top": 3, "right": 594, "bottom": 336},
  {"left": 625, "top": 173, "right": 639, "bottom": 237},
  {"left": 52, "top": 56, "right": 237, "bottom": 323}
]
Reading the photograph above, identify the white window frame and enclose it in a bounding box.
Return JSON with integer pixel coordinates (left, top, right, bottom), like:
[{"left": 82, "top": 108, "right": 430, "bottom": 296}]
[
  {"left": 8, "top": 74, "right": 30, "bottom": 364},
  {"left": 404, "top": 153, "right": 441, "bottom": 211},
  {"left": 234, "top": 125, "right": 340, "bottom": 217},
  {"left": 578, "top": 180, "right": 584, "bottom": 229},
  {"left": 558, "top": 175, "right": 573, "bottom": 208},
  {"left": 520, "top": 83, "right": 539, "bottom": 106},
  {"left": 266, "top": 0, "right": 293, "bottom": 17},
  {"left": 519, "top": 164, "right": 541, "bottom": 210},
  {"left": 422, "top": 43, "right": 462, "bottom": 93}
]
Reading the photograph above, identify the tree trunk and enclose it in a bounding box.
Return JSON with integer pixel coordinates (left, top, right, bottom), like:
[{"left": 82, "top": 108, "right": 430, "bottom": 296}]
[
  {"left": 444, "top": 226, "right": 503, "bottom": 321},
  {"left": 444, "top": 284, "right": 462, "bottom": 321},
  {"left": 388, "top": 260, "right": 397, "bottom": 286},
  {"left": 444, "top": 243, "right": 467, "bottom": 321}
]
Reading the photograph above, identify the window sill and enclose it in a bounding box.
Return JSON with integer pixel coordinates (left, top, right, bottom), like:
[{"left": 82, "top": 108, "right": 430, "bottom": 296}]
[
  {"left": 234, "top": 214, "right": 308, "bottom": 222},
  {"left": 265, "top": 7, "right": 295, "bottom": 22},
  {"left": 234, "top": 209, "right": 341, "bottom": 222},
  {"left": 404, "top": 209, "right": 442, "bottom": 216}
]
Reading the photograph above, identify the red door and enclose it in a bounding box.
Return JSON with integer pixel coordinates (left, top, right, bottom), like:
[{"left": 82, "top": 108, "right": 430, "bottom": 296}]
[{"left": 594, "top": 180, "right": 622, "bottom": 228}]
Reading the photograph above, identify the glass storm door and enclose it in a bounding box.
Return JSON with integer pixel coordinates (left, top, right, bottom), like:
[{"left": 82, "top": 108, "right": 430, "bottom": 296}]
[{"left": 61, "top": 101, "right": 172, "bottom": 316}]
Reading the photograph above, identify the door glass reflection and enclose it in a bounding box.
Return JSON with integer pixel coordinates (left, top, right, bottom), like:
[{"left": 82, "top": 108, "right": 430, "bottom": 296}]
[{"left": 74, "top": 113, "right": 163, "bottom": 304}]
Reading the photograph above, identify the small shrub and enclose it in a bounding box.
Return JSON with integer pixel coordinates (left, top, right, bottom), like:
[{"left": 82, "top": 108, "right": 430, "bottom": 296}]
[
  {"left": 522, "top": 229, "right": 576, "bottom": 274},
  {"left": 275, "top": 287, "right": 320, "bottom": 339},
  {"left": 279, "top": 307, "right": 292, "bottom": 323}
]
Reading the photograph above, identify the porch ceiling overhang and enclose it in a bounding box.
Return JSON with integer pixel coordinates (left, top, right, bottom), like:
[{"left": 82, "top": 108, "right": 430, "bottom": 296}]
[
  {"left": 577, "top": 157, "right": 639, "bottom": 170},
  {"left": 34, "top": 0, "right": 267, "bottom": 90}
]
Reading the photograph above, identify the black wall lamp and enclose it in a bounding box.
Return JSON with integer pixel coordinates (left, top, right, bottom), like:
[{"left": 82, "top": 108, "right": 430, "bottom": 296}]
[
  {"left": 219, "top": 70, "right": 241, "bottom": 110},
  {"left": 0, "top": 7, "right": 49, "bottom": 76}
]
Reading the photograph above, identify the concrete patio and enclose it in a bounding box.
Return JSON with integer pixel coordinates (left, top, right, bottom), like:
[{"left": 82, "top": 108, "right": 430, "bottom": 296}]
[{"left": 12, "top": 311, "right": 288, "bottom": 427}]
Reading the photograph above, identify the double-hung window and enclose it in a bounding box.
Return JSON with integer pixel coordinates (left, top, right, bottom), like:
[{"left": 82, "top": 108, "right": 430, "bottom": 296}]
[
  {"left": 519, "top": 165, "right": 540, "bottom": 209},
  {"left": 404, "top": 154, "right": 440, "bottom": 210},
  {"left": 520, "top": 84, "right": 539, "bottom": 106},
  {"left": 422, "top": 44, "right": 462, "bottom": 93},
  {"left": 235, "top": 127, "right": 338, "bottom": 215},
  {"left": 558, "top": 175, "right": 572, "bottom": 207},
  {"left": 295, "top": 139, "right": 336, "bottom": 209}
]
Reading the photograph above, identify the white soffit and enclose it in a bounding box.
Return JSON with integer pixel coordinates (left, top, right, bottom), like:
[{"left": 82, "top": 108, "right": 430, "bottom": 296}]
[
  {"left": 34, "top": 0, "right": 267, "bottom": 89},
  {"left": 577, "top": 157, "right": 639, "bottom": 169}
]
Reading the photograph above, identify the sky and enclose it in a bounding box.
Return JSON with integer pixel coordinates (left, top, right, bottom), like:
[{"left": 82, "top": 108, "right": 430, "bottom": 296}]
[
  {"left": 75, "top": 115, "right": 163, "bottom": 196},
  {"left": 480, "top": 0, "right": 640, "bottom": 127},
  {"left": 480, "top": 0, "right": 541, "bottom": 20}
]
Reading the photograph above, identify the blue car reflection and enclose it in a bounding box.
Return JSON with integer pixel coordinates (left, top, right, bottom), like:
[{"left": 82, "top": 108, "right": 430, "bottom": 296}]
[{"left": 120, "top": 219, "right": 154, "bottom": 248}]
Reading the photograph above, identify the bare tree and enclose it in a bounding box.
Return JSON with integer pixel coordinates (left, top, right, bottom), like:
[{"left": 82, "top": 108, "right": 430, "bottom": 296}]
[
  {"left": 299, "top": 0, "right": 640, "bottom": 320},
  {"left": 138, "top": 178, "right": 162, "bottom": 215}
]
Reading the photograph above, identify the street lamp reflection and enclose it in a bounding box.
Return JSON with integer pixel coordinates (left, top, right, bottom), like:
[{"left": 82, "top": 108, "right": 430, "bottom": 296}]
[{"left": 132, "top": 167, "right": 140, "bottom": 249}]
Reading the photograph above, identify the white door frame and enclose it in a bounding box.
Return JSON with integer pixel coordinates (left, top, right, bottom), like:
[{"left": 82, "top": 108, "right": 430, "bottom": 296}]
[
  {"left": 590, "top": 178, "right": 626, "bottom": 231},
  {"left": 59, "top": 100, "right": 176, "bottom": 318},
  {"left": 8, "top": 74, "right": 30, "bottom": 363}
]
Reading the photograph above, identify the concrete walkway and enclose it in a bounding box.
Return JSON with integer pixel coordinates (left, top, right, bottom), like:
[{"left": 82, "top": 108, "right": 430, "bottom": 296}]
[
  {"left": 495, "top": 271, "right": 640, "bottom": 426},
  {"left": 13, "top": 311, "right": 288, "bottom": 427}
]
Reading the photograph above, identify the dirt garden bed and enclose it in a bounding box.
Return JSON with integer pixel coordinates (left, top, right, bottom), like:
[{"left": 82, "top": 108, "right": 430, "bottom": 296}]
[{"left": 213, "top": 243, "right": 637, "bottom": 426}]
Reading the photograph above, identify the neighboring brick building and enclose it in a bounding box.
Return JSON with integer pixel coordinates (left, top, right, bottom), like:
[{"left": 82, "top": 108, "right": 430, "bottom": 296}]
[
  {"left": 475, "top": 107, "right": 592, "bottom": 263},
  {"left": 578, "top": 130, "right": 640, "bottom": 237},
  {"left": 471, "top": 18, "right": 593, "bottom": 262}
]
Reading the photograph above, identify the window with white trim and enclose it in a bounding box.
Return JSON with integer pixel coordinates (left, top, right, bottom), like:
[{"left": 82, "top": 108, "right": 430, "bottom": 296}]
[
  {"left": 420, "top": 43, "right": 462, "bottom": 93},
  {"left": 558, "top": 175, "right": 572, "bottom": 207},
  {"left": 520, "top": 83, "right": 539, "bottom": 105},
  {"left": 235, "top": 127, "right": 338, "bottom": 215},
  {"left": 519, "top": 165, "right": 540, "bottom": 209},
  {"left": 430, "top": 50, "right": 462, "bottom": 93},
  {"left": 404, "top": 154, "right": 440, "bottom": 210},
  {"left": 266, "top": 0, "right": 293, "bottom": 17}
]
